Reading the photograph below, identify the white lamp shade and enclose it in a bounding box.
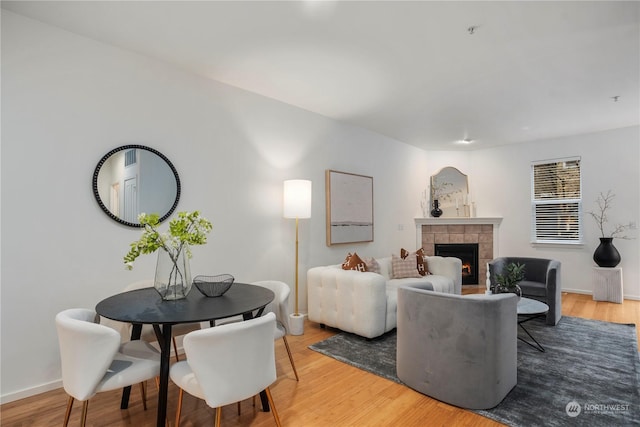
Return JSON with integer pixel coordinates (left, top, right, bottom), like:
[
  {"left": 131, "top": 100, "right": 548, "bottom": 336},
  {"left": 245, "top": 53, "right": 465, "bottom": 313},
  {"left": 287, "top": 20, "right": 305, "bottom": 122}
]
[{"left": 283, "top": 180, "right": 312, "bottom": 219}]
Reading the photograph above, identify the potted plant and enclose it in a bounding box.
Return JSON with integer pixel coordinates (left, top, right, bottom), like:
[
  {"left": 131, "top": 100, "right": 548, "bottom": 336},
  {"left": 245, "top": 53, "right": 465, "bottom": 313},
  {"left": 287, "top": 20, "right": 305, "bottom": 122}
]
[
  {"left": 494, "top": 262, "right": 526, "bottom": 299},
  {"left": 587, "top": 191, "right": 634, "bottom": 268},
  {"left": 124, "top": 211, "right": 212, "bottom": 300}
]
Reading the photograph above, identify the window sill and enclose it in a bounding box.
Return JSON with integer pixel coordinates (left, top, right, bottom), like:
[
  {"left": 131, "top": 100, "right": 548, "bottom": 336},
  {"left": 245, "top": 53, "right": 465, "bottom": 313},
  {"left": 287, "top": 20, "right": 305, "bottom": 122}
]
[{"left": 531, "top": 241, "right": 584, "bottom": 248}]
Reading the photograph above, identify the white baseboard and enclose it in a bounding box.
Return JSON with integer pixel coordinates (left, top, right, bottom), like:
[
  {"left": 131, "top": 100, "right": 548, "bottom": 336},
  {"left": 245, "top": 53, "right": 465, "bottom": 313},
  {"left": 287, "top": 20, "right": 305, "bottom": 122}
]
[
  {"left": 563, "top": 288, "right": 640, "bottom": 301},
  {"left": 1, "top": 379, "right": 62, "bottom": 404}
]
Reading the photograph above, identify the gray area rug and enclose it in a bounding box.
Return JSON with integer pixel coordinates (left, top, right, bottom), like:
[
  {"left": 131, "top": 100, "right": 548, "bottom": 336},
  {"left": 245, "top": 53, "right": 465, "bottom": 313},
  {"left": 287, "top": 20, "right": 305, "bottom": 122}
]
[{"left": 309, "top": 316, "right": 640, "bottom": 426}]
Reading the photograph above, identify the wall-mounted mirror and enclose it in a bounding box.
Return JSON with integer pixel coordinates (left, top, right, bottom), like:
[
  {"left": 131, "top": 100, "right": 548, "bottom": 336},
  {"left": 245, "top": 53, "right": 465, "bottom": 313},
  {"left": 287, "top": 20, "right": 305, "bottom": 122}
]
[
  {"left": 93, "top": 145, "right": 181, "bottom": 227},
  {"left": 430, "top": 167, "right": 469, "bottom": 217}
]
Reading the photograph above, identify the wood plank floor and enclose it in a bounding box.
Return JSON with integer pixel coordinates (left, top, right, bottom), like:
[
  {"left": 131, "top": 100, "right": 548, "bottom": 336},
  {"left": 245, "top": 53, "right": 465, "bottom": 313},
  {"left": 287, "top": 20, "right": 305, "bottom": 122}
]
[{"left": 2, "top": 292, "right": 639, "bottom": 427}]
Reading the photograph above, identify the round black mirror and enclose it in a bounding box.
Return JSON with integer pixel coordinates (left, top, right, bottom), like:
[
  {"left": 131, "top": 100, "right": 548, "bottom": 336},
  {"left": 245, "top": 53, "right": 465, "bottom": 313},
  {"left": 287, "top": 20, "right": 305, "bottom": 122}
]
[{"left": 93, "top": 145, "right": 181, "bottom": 227}]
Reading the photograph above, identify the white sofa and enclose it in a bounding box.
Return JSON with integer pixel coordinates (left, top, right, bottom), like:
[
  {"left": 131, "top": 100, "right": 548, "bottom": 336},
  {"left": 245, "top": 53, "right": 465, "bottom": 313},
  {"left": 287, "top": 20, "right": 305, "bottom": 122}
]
[{"left": 307, "top": 256, "right": 462, "bottom": 339}]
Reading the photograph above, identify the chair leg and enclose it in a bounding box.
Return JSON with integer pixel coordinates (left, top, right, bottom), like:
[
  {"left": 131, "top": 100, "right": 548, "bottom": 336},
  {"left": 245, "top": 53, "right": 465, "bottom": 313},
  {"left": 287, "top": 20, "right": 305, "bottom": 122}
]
[
  {"left": 80, "top": 400, "right": 89, "bottom": 427},
  {"left": 282, "top": 336, "right": 299, "bottom": 381},
  {"left": 173, "top": 336, "right": 180, "bottom": 362},
  {"left": 264, "top": 387, "right": 282, "bottom": 427},
  {"left": 63, "top": 396, "right": 74, "bottom": 427},
  {"left": 175, "top": 388, "right": 184, "bottom": 427},
  {"left": 237, "top": 401, "right": 241, "bottom": 415},
  {"left": 215, "top": 407, "right": 222, "bottom": 427},
  {"left": 139, "top": 382, "right": 147, "bottom": 410}
]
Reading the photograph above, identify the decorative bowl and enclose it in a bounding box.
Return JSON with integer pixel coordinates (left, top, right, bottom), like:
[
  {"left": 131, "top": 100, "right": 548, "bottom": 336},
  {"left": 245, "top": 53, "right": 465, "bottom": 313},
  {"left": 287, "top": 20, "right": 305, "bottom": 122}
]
[{"left": 193, "top": 274, "right": 235, "bottom": 297}]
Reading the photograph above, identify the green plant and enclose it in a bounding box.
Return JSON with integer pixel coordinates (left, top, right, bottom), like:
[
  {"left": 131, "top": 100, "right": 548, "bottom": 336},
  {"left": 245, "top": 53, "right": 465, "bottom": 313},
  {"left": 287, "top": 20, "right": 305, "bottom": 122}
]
[
  {"left": 495, "top": 262, "right": 526, "bottom": 289},
  {"left": 124, "top": 211, "right": 212, "bottom": 270}
]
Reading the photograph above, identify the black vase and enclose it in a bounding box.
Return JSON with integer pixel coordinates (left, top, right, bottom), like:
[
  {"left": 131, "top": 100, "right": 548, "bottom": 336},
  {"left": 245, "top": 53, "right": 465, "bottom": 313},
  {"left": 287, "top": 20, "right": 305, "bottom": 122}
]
[
  {"left": 593, "top": 237, "right": 621, "bottom": 268},
  {"left": 431, "top": 200, "right": 443, "bottom": 218}
]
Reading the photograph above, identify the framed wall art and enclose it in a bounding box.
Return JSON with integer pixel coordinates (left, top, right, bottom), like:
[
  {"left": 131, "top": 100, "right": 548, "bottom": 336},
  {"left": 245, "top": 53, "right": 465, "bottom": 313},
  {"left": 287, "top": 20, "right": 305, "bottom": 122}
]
[{"left": 325, "top": 170, "right": 374, "bottom": 246}]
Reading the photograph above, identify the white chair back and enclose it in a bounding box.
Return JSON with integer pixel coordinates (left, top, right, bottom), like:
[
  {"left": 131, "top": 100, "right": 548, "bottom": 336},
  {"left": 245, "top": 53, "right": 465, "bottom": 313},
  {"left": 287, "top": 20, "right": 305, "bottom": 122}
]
[
  {"left": 55, "top": 308, "right": 121, "bottom": 401},
  {"left": 251, "top": 280, "right": 291, "bottom": 331},
  {"left": 182, "top": 312, "right": 277, "bottom": 408}
]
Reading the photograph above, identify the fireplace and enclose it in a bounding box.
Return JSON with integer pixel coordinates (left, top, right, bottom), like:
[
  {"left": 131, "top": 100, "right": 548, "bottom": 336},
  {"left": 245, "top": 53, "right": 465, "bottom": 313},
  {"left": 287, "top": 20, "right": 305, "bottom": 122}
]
[{"left": 434, "top": 243, "right": 479, "bottom": 285}]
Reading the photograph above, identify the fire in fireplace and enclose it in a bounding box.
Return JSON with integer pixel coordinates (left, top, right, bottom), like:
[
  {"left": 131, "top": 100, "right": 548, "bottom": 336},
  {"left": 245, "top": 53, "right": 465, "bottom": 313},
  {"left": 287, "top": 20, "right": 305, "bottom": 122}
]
[{"left": 434, "top": 243, "right": 479, "bottom": 285}]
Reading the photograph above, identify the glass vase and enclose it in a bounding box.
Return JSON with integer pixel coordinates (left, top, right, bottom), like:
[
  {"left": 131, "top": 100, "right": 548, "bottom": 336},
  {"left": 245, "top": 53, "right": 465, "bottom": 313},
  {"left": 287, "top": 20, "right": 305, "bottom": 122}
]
[
  {"left": 154, "top": 246, "right": 192, "bottom": 300},
  {"left": 495, "top": 284, "right": 522, "bottom": 301}
]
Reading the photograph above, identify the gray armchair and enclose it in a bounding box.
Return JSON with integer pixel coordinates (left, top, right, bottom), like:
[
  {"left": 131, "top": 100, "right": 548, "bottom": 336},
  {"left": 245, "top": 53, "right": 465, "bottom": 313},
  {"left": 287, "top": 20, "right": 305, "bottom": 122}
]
[
  {"left": 489, "top": 257, "right": 562, "bottom": 325},
  {"left": 396, "top": 284, "right": 517, "bottom": 410}
]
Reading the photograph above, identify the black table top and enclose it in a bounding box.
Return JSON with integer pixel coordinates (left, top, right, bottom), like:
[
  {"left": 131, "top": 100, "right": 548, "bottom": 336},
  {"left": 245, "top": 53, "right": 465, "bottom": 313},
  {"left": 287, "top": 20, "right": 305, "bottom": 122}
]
[{"left": 96, "top": 283, "right": 274, "bottom": 325}]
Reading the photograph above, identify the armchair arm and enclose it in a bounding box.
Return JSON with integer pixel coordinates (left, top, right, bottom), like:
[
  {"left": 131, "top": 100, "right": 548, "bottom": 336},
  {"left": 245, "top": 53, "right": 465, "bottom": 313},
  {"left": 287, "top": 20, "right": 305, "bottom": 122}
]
[
  {"left": 307, "top": 265, "right": 388, "bottom": 338},
  {"left": 545, "top": 260, "right": 561, "bottom": 292},
  {"left": 426, "top": 256, "right": 463, "bottom": 294}
]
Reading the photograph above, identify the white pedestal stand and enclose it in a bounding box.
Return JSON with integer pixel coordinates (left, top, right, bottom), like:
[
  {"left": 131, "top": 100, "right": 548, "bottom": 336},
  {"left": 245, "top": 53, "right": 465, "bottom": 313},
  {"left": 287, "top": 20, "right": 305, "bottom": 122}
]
[{"left": 289, "top": 313, "right": 304, "bottom": 336}]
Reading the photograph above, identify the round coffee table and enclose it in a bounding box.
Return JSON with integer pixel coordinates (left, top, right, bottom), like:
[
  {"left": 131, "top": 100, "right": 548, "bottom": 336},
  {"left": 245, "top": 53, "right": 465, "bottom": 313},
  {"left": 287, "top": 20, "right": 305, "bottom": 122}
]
[{"left": 517, "top": 297, "right": 549, "bottom": 352}]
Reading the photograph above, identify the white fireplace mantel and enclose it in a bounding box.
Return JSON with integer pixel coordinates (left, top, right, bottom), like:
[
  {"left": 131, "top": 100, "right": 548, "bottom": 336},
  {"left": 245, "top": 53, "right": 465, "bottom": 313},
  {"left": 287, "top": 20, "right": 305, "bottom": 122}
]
[{"left": 414, "top": 217, "right": 503, "bottom": 255}]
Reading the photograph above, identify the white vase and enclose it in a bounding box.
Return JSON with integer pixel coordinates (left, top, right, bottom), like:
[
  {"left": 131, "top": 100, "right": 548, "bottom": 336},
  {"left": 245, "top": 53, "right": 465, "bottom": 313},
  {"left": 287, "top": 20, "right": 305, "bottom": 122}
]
[
  {"left": 289, "top": 313, "right": 304, "bottom": 336},
  {"left": 154, "top": 246, "right": 192, "bottom": 300}
]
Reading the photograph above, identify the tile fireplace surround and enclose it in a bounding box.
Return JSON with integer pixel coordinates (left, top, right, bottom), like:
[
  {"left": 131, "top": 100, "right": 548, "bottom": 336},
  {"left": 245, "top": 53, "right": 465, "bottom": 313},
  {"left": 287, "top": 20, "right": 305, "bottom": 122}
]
[{"left": 415, "top": 217, "right": 503, "bottom": 287}]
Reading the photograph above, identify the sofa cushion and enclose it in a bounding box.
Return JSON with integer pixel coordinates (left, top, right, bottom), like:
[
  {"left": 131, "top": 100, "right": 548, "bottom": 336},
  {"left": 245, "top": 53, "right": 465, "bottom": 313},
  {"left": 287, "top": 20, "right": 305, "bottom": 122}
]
[
  {"left": 363, "top": 256, "right": 381, "bottom": 274},
  {"left": 391, "top": 254, "right": 422, "bottom": 279},
  {"left": 342, "top": 252, "right": 367, "bottom": 272},
  {"left": 387, "top": 275, "right": 453, "bottom": 294}
]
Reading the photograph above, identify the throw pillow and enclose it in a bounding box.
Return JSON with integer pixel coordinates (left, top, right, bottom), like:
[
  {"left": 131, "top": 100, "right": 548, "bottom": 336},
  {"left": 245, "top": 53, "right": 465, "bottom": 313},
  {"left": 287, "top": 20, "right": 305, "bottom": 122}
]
[
  {"left": 415, "top": 248, "right": 430, "bottom": 276},
  {"left": 363, "top": 257, "right": 381, "bottom": 274},
  {"left": 342, "top": 252, "right": 368, "bottom": 272},
  {"left": 391, "top": 254, "right": 422, "bottom": 279},
  {"left": 400, "top": 248, "right": 431, "bottom": 276}
]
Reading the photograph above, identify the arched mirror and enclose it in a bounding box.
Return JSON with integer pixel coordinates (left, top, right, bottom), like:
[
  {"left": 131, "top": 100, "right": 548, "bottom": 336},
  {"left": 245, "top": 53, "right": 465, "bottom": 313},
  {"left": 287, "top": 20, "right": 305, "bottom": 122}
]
[
  {"left": 93, "top": 145, "right": 181, "bottom": 227},
  {"left": 431, "top": 166, "right": 469, "bottom": 217}
]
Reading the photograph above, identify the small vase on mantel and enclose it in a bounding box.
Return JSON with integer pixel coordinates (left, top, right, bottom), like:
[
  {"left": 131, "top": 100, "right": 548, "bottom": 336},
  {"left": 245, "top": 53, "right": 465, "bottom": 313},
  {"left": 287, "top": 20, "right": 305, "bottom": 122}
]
[
  {"left": 593, "top": 237, "right": 621, "bottom": 268},
  {"left": 154, "top": 246, "right": 192, "bottom": 300},
  {"left": 431, "top": 200, "right": 443, "bottom": 218}
]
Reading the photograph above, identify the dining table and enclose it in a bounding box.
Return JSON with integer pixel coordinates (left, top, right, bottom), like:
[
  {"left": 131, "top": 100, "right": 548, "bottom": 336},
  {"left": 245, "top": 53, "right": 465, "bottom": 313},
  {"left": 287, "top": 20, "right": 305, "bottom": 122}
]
[{"left": 96, "top": 283, "right": 275, "bottom": 427}]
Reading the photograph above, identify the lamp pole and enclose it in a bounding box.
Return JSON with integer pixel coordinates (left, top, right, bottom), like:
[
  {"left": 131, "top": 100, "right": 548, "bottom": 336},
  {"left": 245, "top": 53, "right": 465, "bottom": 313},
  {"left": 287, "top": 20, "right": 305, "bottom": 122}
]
[{"left": 283, "top": 179, "right": 311, "bottom": 335}]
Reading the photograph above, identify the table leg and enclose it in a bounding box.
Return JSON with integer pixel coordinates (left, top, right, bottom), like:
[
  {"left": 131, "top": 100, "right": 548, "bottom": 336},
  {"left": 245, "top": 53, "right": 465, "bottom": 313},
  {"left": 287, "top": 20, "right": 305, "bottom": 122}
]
[
  {"left": 121, "top": 323, "right": 143, "bottom": 409},
  {"left": 157, "top": 324, "right": 173, "bottom": 427},
  {"left": 518, "top": 315, "right": 546, "bottom": 352}
]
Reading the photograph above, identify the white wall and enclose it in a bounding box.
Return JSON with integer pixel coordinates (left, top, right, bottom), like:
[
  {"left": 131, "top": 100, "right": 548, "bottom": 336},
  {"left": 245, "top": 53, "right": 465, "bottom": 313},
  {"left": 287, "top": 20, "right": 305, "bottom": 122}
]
[
  {"left": 468, "top": 127, "right": 640, "bottom": 297},
  {"left": 2, "top": 11, "right": 639, "bottom": 403},
  {"left": 0, "top": 12, "right": 428, "bottom": 401}
]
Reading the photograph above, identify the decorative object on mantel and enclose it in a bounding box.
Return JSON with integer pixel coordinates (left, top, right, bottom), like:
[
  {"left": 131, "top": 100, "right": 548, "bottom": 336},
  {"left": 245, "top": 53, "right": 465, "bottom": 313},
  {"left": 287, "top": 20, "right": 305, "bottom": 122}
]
[
  {"left": 494, "top": 262, "right": 525, "bottom": 300},
  {"left": 284, "top": 179, "right": 312, "bottom": 335},
  {"left": 193, "top": 274, "right": 234, "bottom": 297},
  {"left": 430, "top": 166, "right": 470, "bottom": 218},
  {"left": 124, "top": 211, "right": 213, "bottom": 300},
  {"left": 588, "top": 190, "right": 635, "bottom": 268},
  {"left": 430, "top": 199, "right": 443, "bottom": 217}
]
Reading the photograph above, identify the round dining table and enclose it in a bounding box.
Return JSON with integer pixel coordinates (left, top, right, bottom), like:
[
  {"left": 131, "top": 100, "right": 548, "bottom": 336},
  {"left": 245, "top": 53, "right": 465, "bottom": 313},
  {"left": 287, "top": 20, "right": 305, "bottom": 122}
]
[{"left": 96, "top": 283, "right": 275, "bottom": 427}]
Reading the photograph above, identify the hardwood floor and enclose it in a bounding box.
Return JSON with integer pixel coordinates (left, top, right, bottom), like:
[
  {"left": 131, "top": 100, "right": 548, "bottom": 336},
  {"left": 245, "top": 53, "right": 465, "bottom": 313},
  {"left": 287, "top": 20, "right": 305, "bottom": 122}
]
[{"left": 2, "top": 292, "right": 639, "bottom": 427}]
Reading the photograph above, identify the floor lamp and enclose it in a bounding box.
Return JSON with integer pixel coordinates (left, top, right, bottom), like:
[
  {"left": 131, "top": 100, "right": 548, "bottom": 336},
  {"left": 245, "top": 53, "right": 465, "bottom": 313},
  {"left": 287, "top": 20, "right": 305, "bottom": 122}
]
[{"left": 283, "top": 179, "right": 312, "bottom": 335}]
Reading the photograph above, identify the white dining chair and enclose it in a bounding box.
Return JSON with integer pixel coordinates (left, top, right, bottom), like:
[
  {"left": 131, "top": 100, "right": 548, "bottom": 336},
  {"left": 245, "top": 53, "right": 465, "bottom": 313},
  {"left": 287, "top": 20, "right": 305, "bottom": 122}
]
[
  {"left": 216, "top": 281, "right": 299, "bottom": 381},
  {"left": 252, "top": 280, "right": 299, "bottom": 381},
  {"left": 55, "top": 308, "right": 160, "bottom": 427},
  {"left": 170, "top": 312, "right": 282, "bottom": 427}
]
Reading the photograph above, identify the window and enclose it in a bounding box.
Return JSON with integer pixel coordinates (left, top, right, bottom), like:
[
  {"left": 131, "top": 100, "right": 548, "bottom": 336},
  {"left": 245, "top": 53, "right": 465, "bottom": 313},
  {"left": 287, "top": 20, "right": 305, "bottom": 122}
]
[{"left": 531, "top": 157, "right": 582, "bottom": 244}]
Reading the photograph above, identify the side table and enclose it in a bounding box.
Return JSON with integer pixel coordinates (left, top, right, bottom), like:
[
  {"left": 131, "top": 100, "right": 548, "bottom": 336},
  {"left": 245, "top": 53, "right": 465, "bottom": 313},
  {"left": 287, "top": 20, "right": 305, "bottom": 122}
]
[{"left": 592, "top": 267, "right": 623, "bottom": 303}]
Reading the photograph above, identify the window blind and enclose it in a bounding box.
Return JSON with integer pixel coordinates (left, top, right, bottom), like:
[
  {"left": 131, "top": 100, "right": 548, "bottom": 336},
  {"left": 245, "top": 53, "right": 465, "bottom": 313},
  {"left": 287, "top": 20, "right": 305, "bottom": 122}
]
[{"left": 531, "top": 158, "right": 582, "bottom": 244}]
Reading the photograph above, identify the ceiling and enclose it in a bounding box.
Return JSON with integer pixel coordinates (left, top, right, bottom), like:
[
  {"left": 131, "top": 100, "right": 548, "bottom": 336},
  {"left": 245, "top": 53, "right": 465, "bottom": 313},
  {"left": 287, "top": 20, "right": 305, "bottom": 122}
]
[{"left": 3, "top": 1, "right": 639, "bottom": 151}]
